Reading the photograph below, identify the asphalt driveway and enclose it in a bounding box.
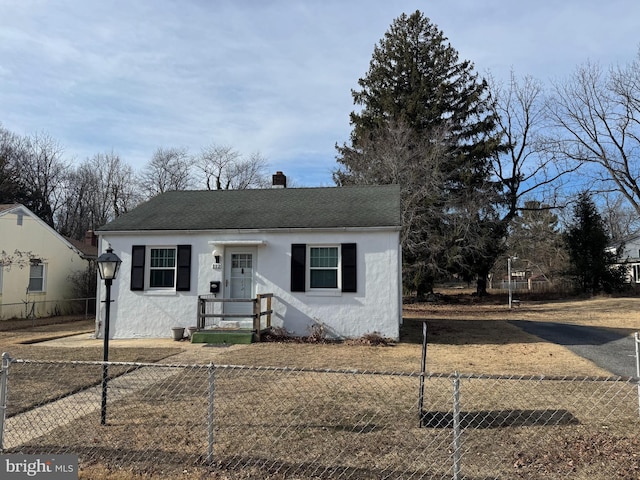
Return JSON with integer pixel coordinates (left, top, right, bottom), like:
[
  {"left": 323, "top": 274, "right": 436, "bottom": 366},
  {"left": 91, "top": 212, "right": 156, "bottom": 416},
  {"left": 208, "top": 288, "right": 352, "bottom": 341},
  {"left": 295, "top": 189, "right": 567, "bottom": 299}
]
[{"left": 509, "top": 320, "right": 639, "bottom": 378}]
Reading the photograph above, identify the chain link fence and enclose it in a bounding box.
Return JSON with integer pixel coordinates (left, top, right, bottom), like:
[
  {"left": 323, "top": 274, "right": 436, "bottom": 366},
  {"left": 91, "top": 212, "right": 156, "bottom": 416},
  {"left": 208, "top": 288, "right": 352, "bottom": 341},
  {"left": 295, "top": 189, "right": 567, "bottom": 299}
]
[
  {"left": 0, "top": 354, "right": 638, "bottom": 479},
  {"left": 0, "top": 297, "right": 96, "bottom": 321}
]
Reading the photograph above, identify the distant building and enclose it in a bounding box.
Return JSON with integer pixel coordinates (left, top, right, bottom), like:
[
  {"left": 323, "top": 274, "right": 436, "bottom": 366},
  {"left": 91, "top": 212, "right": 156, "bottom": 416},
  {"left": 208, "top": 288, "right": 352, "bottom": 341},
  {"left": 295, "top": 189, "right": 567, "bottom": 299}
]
[
  {"left": 0, "top": 204, "right": 96, "bottom": 319},
  {"left": 607, "top": 234, "right": 640, "bottom": 284}
]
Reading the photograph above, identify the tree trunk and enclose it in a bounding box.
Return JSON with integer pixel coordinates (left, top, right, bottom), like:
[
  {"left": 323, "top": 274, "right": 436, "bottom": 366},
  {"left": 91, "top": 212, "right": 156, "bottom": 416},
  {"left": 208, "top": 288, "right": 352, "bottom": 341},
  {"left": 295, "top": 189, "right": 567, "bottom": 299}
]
[{"left": 476, "top": 273, "right": 489, "bottom": 296}]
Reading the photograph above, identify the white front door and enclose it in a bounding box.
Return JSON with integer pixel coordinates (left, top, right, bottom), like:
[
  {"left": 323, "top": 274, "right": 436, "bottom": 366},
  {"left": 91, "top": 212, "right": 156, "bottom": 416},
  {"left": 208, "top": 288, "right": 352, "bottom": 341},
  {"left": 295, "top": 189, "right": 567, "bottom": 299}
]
[{"left": 224, "top": 248, "right": 256, "bottom": 327}]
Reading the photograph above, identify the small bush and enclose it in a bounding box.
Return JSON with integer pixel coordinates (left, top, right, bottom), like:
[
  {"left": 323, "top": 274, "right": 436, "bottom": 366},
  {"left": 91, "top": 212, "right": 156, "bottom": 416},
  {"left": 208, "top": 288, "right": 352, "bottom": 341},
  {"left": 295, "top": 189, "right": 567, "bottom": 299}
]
[
  {"left": 306, "top": 323, "right": 327, "bottom": 343},
  {"left": 347, "top": 332, "right": 394, "bottom": 346}
]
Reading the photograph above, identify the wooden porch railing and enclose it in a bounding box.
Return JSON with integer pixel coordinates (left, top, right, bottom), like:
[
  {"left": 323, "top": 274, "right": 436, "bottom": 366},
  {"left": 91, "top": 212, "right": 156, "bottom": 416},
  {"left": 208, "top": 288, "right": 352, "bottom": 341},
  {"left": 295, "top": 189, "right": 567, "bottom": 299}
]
[{"left": 197, "top": 293, "right": 273, "bottom": 341}]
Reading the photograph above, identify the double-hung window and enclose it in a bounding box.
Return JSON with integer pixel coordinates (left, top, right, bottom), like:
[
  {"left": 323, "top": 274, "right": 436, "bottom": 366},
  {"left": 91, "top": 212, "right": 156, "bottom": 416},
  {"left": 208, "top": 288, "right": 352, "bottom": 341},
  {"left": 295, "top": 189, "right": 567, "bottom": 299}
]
[
  {"left": 149, "top": 248, "right": 177, "bottom": 288},
  {"left": 131, "top": 245, "right": 191, "bottom": 291},
  {"left": 28, "top": 263, "right": 45, "bottom": 292},
  {"left": 309, "top": 246, "right": 339, "bottom": 289},
  {"left": 291, "top": 243, "right": 357, "bottom": 294}
]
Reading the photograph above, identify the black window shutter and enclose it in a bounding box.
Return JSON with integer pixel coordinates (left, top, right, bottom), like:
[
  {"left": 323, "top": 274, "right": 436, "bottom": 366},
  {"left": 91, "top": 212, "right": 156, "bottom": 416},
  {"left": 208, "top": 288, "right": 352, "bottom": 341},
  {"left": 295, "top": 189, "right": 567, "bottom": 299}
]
[
  {"left": 130, "top": 245, "right": 146, "bottom": 291},
  {"left": 176, "top": 245, "right": 191, "bottom": 291},
  {"left": 291, "top": 244, "right": 306, "bottom": 292},
  {"left": 341, "top": 243, "right": 357, "bottom": 292}
]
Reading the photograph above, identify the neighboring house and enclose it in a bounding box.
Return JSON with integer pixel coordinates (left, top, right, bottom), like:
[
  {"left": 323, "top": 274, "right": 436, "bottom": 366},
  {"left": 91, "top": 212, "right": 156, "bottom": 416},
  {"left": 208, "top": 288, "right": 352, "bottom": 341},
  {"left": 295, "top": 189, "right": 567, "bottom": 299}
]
[
  {"left": 608, "top": 234, "right": 640, "bottom": 284},
  {"left": 0, "top": 204, "right": 96, "bottom": 319},
  {"left": 95, "top": 179, "right": 402, "bottom": 340}
]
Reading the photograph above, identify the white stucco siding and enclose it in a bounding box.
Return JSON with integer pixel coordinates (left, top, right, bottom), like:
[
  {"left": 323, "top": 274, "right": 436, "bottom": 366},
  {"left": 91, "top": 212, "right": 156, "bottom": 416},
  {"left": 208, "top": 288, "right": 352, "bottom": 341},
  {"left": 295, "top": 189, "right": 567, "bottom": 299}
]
[
  {"left": 97, "top": 233, "right": 205, "bottom": 339},
  {"left": 98, "top": 228, "right": 401, "bottom": 340},
  {"left": 255, "top": 230, "right": 401, "bottom": 339}
]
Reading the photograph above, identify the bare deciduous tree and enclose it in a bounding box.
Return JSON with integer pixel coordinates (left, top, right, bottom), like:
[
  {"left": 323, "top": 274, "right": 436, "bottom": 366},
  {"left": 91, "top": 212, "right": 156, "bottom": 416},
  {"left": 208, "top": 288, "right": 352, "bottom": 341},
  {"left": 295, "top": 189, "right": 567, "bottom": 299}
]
[
  {"left": 138, "top": 147, "right": 193, "bottom": 198},
  {"left": 196, "top": 144, "right": 269, "bottom": 190},
  {"left": 491, "top": 72, "right": 580, "bottom": 216},
  {"left": 548, "top": 55, "right": 640, "bottom": 215},
  {"left": 600, "top": 192, "right": 640, "bottom": 241},
  {"left": 56, "top": 152, "right": 140, "bottom": 238},
  {"left": 506, "top": 200, "right": 568, "bottom": 284},
  {"left": 17, "top": 132, "right": 69, "bottom": 226}
]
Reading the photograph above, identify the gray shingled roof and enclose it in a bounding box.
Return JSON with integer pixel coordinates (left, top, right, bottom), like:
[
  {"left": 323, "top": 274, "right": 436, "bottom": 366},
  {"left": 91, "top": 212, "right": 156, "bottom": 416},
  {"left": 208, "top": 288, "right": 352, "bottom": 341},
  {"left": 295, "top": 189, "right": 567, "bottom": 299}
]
[
  {"left": 0, "top": 203, "right": 20, "bottom": 214},
  {"left": 97, "top": 185, "right": 401, "bottom": 232}
]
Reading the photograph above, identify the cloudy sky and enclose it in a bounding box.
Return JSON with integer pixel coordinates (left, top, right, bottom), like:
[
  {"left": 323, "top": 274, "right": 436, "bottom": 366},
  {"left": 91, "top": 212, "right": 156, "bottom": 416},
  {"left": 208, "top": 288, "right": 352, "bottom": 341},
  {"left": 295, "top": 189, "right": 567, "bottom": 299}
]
[{"left": 1, "top": 1, "right": 639, "bottom": 186}]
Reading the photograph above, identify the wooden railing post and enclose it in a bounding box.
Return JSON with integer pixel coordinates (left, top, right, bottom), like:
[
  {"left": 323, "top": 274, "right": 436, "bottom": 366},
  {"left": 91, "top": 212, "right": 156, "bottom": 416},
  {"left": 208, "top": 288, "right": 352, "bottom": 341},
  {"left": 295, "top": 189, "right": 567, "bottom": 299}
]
[
  {"left": 253, "top": 294, "right": 261, "bottom": 341},
  {"left": 266, "top": 295, "right": 272, "bottom": 328},
  {"left": 197, "top": 297, "right": 204, "bottom": 329},
  {"left": 197, "top": 294, "right": 273, "bottom": 340}
]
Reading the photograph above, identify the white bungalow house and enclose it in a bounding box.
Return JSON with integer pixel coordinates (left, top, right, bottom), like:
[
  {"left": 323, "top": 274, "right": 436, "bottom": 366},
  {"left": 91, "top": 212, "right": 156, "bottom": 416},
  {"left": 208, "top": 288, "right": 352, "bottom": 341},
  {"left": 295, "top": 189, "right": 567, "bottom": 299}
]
[
  {"left": 95, "top": 181, "right": 402, "bottom": 341},
  {"left": 0, "top": 204, "right": 96, "bottom": 319}
]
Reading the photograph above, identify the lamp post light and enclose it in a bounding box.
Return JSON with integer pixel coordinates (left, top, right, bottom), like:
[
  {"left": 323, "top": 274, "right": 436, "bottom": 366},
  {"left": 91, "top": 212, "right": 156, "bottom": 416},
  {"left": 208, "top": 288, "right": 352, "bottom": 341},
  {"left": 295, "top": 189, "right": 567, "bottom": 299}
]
[
  {"left": 96, "top": 245, "right": 122, "bottom": 426},
  {"left": 508, "top": 255, "right": 518, "bottom": 309}
]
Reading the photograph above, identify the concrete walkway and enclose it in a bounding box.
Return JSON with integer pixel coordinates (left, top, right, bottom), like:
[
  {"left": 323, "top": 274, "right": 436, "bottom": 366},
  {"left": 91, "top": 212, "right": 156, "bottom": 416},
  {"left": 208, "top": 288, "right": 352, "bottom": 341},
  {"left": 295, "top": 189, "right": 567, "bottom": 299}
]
[
  {"left": 3, "top": 366, "right": 181, "bottom": 449},
  {"left": 36, "top": 332, "right": 246, "bottom": 363},
  {"left": 2, "top": 334, "right": 245, "bottom": 450}
]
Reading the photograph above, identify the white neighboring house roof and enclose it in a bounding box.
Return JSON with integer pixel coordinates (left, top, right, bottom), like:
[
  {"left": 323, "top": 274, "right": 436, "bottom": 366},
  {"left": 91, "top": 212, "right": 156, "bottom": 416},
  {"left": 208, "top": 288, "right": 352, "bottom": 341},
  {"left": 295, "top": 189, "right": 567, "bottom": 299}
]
[
  {"left": 607, "top": 233, "right": 640, "bottom": 262},
  {"left": 0, "top": 203, "right": 92, "bottom": 259}
]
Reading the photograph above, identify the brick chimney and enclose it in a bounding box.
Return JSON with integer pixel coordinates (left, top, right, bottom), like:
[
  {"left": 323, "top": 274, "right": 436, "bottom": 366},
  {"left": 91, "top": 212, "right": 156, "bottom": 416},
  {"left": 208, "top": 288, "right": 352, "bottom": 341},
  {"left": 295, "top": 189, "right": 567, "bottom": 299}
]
[
  {"left": 84, "top": 230, "right": 98, "bottom": 247},
  {"left": 272, "top": 171, "right": 287, "bottom": 188}
]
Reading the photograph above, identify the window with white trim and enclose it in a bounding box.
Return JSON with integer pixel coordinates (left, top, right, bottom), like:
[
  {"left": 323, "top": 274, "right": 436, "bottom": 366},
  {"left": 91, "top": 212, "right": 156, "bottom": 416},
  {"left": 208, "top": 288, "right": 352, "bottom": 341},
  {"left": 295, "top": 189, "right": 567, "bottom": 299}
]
[
  {"left": 131, "top": 245, "right": 191, "bottom": 292},
  {"left": 28, "top": 263, "right": 45, "bottom": 292},
  {"left": 634, "top": 264, "right": 640, "bottom": 283},
  {"left": 309, "top": 246, "right": 340, "bottom": 289},
  {"left": 291, "top": 243, "right": 357, "bottom": 293},
  {"left": 149, "top": 247, "right": 177, "bottom": 288}
]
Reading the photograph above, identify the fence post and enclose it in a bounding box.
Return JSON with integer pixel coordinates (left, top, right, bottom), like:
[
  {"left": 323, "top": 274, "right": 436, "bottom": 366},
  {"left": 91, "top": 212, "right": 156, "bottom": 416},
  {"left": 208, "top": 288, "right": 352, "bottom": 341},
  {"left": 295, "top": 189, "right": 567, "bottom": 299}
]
[
  {"left": 452, "top": 372, "right": 461, "bottom": 480},
  {"left": 418, "top": 321, "right": 427, "bottom": 427},
  {"left": 0, "top": 353, "right": 11, "bottom": 452},
  {"left": 635, "top": 332, "right": 639, "bottom": 417},
  {"left": 207, "top": 363, "right": 215, "bottom": 464}
]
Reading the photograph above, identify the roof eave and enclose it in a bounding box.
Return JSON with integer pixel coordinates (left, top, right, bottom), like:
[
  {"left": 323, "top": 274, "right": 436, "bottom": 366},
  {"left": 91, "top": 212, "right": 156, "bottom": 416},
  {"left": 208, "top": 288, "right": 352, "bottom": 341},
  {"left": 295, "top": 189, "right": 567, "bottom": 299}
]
[{"left": 96, "top": 225, "right": 401, "bottom": 236}]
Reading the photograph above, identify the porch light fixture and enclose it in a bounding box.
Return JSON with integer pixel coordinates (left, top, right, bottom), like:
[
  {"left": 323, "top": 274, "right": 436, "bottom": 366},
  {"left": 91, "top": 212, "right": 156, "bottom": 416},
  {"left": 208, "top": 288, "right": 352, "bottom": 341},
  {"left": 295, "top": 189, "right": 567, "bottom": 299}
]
[
  {"left": 212, "top": 249, "right": 222, "bottom": 269},
  {"left": 96, "top": 244, "right": 122, "bottom": 425}
]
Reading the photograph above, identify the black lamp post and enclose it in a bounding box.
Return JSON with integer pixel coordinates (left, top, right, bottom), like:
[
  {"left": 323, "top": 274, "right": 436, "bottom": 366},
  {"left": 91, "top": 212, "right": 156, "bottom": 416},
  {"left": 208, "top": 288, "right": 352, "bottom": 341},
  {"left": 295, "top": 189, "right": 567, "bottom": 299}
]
[{"left": 96, "top": 245, "right": 122, "bottom": 425}]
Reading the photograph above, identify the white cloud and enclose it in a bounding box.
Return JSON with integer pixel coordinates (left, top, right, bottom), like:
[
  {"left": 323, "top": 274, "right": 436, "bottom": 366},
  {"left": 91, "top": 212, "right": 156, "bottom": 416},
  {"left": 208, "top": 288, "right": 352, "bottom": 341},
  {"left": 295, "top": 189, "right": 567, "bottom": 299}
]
[{"left": 1, "top": 0, "right": 639, "bottom": 186}]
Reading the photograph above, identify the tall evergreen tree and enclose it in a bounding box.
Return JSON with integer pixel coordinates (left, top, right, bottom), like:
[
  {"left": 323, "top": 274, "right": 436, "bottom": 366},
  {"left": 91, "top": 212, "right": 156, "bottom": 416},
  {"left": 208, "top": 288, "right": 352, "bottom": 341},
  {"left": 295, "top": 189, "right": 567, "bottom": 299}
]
[
  {"left": 334, "top": 10, "right": 503, "bottom": 295},
  {"left": 565, "top": 193, "right": 626, "bottom": 294}
]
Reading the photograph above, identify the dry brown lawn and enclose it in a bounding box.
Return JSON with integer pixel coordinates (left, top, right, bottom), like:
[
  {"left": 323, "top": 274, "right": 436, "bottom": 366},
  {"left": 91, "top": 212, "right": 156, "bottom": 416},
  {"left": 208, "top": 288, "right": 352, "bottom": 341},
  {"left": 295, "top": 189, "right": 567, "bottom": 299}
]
[
  {"left": 204, "top": 293, "right": 639, "bottom": 377},
  {"left": 0, "top": 316, "right": 183, "bottom": 363},
  {"left": 401, "top": 292, "right": 640, "bottom": 376},
  {"left": 2, "top": 294, "right": 639, "bottom": 376},
  {"left": 1, "top": 294, "right": 638, "bottom": 479}
]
